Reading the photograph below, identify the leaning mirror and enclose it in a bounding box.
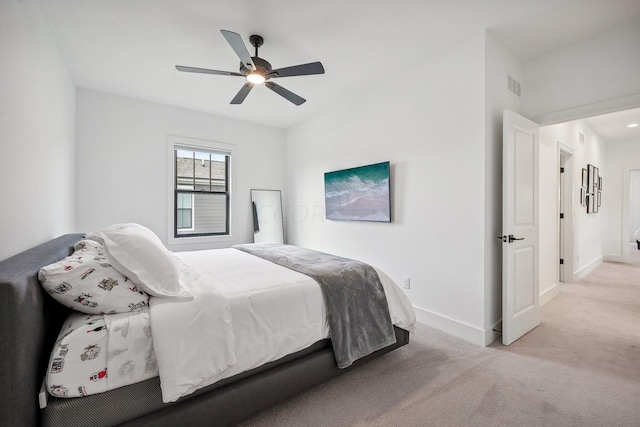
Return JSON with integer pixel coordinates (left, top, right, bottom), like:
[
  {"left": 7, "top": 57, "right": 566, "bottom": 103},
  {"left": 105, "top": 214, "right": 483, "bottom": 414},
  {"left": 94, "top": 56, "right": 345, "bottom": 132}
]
[{"left": 251, "top": 189, "right": 285, "bottom": 244}]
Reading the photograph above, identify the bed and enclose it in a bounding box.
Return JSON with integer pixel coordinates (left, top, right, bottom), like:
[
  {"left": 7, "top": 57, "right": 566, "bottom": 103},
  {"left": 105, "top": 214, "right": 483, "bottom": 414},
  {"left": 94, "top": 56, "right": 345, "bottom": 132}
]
[{"left": 0, "top": 229, "right": 414, "bottom": 427}]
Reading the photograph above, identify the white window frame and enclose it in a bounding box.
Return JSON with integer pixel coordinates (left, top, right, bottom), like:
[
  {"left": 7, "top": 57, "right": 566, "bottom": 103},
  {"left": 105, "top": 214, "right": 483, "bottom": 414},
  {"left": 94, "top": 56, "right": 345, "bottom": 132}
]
[{"left": 167, "top": 135, "right": 235, "bottom": 249}]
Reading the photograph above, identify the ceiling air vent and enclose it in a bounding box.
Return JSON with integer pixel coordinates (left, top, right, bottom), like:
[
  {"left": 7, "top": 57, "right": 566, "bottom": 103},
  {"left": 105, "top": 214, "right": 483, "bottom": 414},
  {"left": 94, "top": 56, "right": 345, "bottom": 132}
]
[{"left": 507, "top": 75, "right": 521, "bottom": 97}]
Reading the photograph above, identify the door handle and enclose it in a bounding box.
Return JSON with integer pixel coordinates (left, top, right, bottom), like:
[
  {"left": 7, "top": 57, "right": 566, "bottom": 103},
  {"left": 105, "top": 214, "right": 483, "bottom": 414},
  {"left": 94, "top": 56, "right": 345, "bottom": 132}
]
[{"left": 497, "top": 235, "right": 524, "bottom": 243}]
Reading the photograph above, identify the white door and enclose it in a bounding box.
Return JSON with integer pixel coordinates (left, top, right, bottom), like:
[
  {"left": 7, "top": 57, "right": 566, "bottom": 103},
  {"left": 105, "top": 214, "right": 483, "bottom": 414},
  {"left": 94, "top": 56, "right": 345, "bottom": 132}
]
[{"left": 502, "top": 110, "right": 540, "bottom": 345}]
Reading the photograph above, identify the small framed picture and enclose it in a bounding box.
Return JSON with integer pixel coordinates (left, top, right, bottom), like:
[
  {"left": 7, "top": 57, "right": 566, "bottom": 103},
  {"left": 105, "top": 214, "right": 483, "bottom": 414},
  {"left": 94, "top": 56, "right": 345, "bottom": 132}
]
[
  {"left": 587, "top": 192, "right": 597, "bottom": 213},
  {"left": 582, "top": 168, "right": 588, "bottom": 187},
  {"left": 598, "top": 176, "right": 602, "bottom": 190},
  {"left": 580, "top": 187, "right": 587, "bottom": 206},
  {"left": 598, "top": 191, "right": 602, "bottom": 207}
]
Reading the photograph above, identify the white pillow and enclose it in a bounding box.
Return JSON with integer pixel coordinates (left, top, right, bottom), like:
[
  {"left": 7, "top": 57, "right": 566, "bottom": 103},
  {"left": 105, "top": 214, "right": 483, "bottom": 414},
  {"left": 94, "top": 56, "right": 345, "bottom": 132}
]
[
  {"left": 38, "top": 240, "right": 150, "bottom": 314},
  {"left": 86, "top": 224, "right": 187, "bottom": 298}
]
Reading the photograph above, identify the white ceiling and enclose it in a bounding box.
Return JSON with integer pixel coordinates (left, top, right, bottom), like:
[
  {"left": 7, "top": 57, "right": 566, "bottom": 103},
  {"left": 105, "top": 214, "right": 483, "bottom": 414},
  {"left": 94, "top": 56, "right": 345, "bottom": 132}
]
[
  {"left": 37, "top": 0, "right": 640, "bottom": 130},
  {"left": 583, "top": 107, "right": 640, "bottom": 142}
]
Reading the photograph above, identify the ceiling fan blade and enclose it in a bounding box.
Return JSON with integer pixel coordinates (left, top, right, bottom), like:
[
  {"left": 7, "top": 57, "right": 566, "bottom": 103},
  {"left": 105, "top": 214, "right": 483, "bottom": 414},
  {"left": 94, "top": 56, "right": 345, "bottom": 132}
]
[
  {"left": 270, "top": 62, "right": 325, "bottom": 78},
  {"left": 265, "top": 81, "right": 306, "bottom": 106},
  {"left": 230, "top": 83, "right": 253, "bottom": 104},
  {"left": 220, "top": 30, "right": 256, "bottom": 71},
  {"left": 175, "top": 65, "right": 244, "bottom": 77}
]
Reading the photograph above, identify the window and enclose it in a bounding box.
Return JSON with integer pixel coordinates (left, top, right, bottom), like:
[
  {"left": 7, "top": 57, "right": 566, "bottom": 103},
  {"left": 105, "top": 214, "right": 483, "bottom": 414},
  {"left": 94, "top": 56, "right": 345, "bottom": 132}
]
[
  {"left": 172, "top": 144, "right": 230, "bottom": 239},
  {"left": 176, "top": 193, "right": 193, "bottom": 230}
]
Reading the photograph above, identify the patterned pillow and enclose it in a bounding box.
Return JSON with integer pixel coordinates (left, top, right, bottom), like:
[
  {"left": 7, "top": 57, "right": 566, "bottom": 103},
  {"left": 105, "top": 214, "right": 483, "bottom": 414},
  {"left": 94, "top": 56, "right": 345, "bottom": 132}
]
[
  {"left": 38, "top": 240, "right": 149, "bottom": 315},
  {"left": 46, "top": 310, "right": 158, "bottom": 398},
  {"left": 47, "top": 313, "right": 110, "bottom": 397}
]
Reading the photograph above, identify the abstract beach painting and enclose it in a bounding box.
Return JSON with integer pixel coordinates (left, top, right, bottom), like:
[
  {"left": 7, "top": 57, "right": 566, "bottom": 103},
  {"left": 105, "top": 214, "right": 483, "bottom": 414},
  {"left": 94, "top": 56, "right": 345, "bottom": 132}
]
[{"left": 324, "top": 162, "right": 391, "bottom": 222}]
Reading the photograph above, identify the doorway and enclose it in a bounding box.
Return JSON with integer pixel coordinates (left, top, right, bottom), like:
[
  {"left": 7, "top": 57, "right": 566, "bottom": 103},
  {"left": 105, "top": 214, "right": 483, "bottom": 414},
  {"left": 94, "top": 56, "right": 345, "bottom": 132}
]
[
  {"left": 558, "top": 145, "right": 574, "bottom": 283},
  {"left": 538, "top": 107, "right": 640, "bottom": 288},
  {"left": 622, "top": 168, "right": 640, "bottom": 263}
]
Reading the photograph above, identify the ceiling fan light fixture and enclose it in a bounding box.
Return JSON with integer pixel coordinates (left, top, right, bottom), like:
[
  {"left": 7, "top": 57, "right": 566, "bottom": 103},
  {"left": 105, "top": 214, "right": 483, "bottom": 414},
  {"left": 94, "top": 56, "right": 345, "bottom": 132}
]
[
  {"left": 176, "top": 30, "right": 324, "bottom": 105},
  {"left": 247, "top": 73, "right": 265, "bottom": 84}
]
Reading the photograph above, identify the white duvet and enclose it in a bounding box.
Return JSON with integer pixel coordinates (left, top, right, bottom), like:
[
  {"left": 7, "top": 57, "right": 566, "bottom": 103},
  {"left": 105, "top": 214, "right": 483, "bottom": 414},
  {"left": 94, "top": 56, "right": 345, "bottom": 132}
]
[{"left": 150, "top": 248, "right": 416, "bottom": 403}]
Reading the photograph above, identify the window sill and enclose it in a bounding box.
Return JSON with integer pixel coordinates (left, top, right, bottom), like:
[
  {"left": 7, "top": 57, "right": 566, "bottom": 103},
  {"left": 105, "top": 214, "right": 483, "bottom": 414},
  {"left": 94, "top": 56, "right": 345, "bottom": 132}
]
[{"left": 167, "top": 233, "right": 235, "bottom": 252}]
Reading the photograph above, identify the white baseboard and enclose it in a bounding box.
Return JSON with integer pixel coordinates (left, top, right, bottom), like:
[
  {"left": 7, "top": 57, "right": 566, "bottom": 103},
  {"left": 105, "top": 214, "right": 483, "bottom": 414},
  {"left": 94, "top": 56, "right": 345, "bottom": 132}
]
[
  {"left": 413, "top": 305, "right": 498, "bottom": 347},
  {"left": 540, "top": 284, "right": 559, "bottom": 306},
  {"left": 603, "top": 254, "right": 623, "bottom": 263},
  {"left": 413, "top": 284, "right": 560, "bottom": 348},
  {"left": 574, "top": 256, "right": 603, "bottom": 280}
]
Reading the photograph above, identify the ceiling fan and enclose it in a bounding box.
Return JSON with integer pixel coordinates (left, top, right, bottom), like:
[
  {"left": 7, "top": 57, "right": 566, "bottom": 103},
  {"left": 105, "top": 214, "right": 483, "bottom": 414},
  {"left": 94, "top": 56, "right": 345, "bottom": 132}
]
[{"left": 175, "top": 30, "right": 325, "bottom": 106}]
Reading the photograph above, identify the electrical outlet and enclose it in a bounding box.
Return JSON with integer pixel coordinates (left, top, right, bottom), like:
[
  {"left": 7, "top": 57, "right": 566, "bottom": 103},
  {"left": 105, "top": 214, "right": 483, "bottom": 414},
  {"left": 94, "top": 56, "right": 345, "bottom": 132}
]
[{"left": 402, "top": 276, "right": 410, "bottom": 289}]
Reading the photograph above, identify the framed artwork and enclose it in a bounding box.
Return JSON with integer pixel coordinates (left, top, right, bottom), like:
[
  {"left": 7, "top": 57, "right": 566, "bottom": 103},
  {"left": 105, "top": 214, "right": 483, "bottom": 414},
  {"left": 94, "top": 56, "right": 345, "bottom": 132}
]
[
  {"left": 587, "top": 164, "right": 596, "bottom": 190},
  {"left": 324, "top": 161, "right": 391, "bottom": 222},
  {"left": 585, "top": 164, "right": 602, "bottom": 213}
]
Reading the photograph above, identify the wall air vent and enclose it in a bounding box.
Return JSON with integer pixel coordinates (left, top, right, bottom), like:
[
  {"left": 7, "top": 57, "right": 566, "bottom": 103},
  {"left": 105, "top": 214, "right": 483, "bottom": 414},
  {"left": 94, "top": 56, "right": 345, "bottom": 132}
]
[
  {"left": 579, "top": 132, "right": 585, "bottom": 144},
  {"left": 507, "top": 75, "right": 521, "bottom": 97}
]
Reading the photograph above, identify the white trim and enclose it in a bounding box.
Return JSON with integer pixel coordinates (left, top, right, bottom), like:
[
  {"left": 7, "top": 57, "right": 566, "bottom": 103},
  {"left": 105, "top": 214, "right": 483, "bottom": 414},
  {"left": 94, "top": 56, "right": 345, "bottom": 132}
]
[
  {"left": 413, "top": 305, "right": 489, "bottom": 347},
  {"left": 603, "top": 254, "right": 624, "bottom": 263},
  {"left": 540, "top": 284, "right": 559, "bottom": 306},
  {"left": 574, "top": 256, "right": 603, "bottom": 280},
  {"left": 167, "top": 135, "right": 235, "bottom": 250},
  {"left": 533, "top": 93, "right": 640, "bottom": 126}
]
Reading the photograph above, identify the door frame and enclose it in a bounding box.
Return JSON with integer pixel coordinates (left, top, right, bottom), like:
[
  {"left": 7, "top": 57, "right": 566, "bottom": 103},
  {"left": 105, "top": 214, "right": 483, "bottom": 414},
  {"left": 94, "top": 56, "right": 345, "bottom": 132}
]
[
  {"left": 558, "top": 143, "right": 574, "bottom": 283},
  {"left": 622, "top": 167, "right": 640, "bottom": 262}
]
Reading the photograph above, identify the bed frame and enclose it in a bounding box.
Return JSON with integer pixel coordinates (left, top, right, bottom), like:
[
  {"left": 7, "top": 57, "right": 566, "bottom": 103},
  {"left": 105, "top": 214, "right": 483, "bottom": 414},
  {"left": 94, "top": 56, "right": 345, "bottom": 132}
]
[{"left": 0, "top": 234, "right": 410, "bottom": 427}]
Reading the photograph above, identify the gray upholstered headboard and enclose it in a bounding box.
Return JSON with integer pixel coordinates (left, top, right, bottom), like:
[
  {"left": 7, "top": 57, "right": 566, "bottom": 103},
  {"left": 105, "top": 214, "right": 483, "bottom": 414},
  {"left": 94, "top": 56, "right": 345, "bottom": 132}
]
[{"left": 0, "top": 234, "right": 84, "bottom": 427}]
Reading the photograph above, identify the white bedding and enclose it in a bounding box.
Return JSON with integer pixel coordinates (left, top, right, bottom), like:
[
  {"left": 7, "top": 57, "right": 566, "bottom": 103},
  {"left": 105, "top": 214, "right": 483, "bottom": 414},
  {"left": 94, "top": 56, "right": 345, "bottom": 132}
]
[{"left": 150, "top": 248, "right": 415, "bottom": 403}]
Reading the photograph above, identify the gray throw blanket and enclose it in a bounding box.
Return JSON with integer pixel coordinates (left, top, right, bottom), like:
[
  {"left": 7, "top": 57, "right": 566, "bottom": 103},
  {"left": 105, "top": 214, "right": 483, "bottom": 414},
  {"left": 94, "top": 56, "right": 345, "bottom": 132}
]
[{"left": 233, "top": 243, "right": 396, "bottom": 368}]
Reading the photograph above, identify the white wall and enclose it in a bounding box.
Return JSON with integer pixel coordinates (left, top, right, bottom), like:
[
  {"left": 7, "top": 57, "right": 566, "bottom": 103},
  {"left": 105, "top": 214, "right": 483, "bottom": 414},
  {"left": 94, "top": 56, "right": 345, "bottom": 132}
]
[
  {"left": 285, "top": 31, "right": 489, "bottom": 344},
  {"left": 0, "top": 0, "right": 76, "bottom": 261},
  {"left": 76, "top": 89, "right": 286, "bottom": 251},
  {"left": 603, "top": 138, "right": 640, "bottom": 260},
  {"left": 539, "top": 121, "right": 606, "bottom": 288},
  {"left": 483, "top": 33, "right": 523, "bottom": 341},
  {"left": 523, "top": 20, "right": 640, "bottom": 124}
]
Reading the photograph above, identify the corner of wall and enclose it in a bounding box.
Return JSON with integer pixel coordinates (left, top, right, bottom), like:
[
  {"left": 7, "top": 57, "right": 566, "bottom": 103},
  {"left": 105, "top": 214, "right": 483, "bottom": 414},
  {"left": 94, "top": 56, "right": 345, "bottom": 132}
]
[{"left": 414, "top": 305, "right": 490, "bottom": 347}]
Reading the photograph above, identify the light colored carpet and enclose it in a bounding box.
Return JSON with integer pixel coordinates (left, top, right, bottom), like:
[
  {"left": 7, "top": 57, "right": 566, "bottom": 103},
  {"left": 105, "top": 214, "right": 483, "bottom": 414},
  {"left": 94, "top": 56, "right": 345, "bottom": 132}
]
[{"left": 239, "top": 257, "right": 640, "bottom": 426}]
